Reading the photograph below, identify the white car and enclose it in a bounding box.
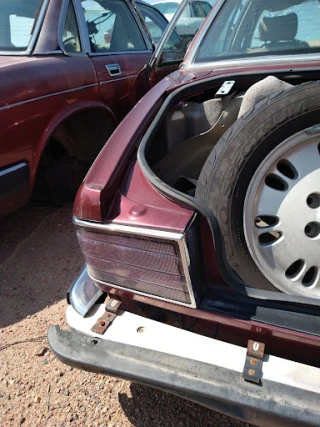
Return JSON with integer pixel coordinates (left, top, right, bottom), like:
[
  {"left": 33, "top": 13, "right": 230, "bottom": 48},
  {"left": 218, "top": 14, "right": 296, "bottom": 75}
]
[
  {"left": 149, "top": 0, "right": 211, "bottom": 20},
  {"left": 147, "top": 0, "right": 214, "bottom": 39}
]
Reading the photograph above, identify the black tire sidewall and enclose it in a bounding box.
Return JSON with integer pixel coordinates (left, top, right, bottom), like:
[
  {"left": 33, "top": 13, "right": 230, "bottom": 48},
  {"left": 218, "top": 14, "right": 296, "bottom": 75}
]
[{"left": 197, "top": 83, "right": 320, "bottom": 291}]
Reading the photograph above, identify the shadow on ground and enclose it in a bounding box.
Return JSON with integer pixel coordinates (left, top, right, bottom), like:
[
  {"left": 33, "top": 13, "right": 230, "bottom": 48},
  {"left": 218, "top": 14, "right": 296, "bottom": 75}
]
[
  {"left": 0, "top": 203, "right": 83, "bottom": 328},
  {"left": 119, "top": 383, "right": 251, "bottom": 427}
]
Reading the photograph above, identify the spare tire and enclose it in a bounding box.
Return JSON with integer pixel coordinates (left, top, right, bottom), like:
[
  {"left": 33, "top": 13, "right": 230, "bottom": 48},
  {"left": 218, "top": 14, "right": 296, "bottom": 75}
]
[{"left": 196, "top": 81, "right": 320, "bottom": 298}]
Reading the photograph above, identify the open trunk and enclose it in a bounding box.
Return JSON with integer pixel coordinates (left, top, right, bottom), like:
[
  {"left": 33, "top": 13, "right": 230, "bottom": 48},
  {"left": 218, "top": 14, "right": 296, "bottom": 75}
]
[
  {"left": 136, "top": 69, "right": 320, "bottom": 347},
  {"left": 141, "top": 70, "right": 319, "bottom": 193}
]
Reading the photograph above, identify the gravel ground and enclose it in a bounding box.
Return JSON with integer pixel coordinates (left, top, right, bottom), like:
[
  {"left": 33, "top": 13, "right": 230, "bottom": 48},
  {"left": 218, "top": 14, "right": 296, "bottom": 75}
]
[{"left": 0, "top": 204, "right": 252, "bottom": 427}]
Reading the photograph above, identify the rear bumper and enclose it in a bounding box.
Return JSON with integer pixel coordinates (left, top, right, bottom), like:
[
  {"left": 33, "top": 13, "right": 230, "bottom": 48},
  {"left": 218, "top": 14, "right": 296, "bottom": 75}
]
[{"left": 48, "top": 304, "right": 320, "bottom": 427}]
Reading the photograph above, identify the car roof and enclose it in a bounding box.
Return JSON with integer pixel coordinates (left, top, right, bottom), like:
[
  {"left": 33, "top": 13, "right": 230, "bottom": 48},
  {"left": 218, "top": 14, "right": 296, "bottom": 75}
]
[{"left": 147, "top": 0, "right": 182, "bottom": 5}]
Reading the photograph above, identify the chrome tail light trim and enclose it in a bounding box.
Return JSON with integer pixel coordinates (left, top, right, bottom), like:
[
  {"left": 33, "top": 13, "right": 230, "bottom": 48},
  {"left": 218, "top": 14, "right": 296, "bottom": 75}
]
[{"left": 73, "top": 216, "right": 198, "bottom": 308}]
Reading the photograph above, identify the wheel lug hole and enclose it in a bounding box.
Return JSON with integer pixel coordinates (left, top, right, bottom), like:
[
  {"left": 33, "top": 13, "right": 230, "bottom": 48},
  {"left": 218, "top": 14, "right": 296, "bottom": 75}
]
[
  {"left": 304, "top": 222, "right": 320, "bottom": 239},
  {"left": 306, "top": 193, "right": 320, "bottom": 209}
]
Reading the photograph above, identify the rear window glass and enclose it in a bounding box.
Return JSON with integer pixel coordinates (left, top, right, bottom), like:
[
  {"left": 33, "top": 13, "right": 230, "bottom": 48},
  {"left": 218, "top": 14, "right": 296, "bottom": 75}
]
[
  {"left": 0, "top": 0, "right": 44, "bottom": 52},
  {"left": 195, "top": 0, "right": 320, "bottom": 63}
]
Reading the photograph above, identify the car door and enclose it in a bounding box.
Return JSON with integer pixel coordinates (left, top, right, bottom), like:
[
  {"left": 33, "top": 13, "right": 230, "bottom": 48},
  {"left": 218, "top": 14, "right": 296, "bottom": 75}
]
[
  {"left": 78, "top": 0, "right": 153, "bottom": 120},
  {"left": 133, "top": 0, "right": 204, "bottom": 100},
  {"left": 135, "top": 1, "right": 170, "bottom": 47}
]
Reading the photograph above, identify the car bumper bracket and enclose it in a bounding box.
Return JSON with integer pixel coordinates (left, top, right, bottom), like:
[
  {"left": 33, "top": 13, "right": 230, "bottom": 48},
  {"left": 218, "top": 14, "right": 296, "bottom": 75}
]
[
  {"left": 91, "top": 296, "right": 121, "bottom": 334},
  {"left": 243, "top": 339, "right": 265, "bottom": 384}
]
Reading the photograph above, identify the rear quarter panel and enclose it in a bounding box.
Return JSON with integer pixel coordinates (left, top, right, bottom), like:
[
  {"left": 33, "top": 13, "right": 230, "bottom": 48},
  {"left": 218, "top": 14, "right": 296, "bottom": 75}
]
[{"left": 0, "top": 55, "right": 107, "bottom": 212}]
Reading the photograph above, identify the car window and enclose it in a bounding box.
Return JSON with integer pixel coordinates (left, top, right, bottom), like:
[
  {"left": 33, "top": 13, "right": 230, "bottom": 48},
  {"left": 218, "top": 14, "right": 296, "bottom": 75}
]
[
  {"left": 81, "top": 0, "right": 147, "bottom": 53},
  {"left": 157, "top": 0, "right": 210, "bottom": 67},
  {"left": 195, "top": 0, "right": 320, "bottom": 63},
  {"left": 136, "top": 3, "right": 168, "bottom": 46},
  {"left": 63, "top": 1, "right": 82, "bottom": 53},
  {"left": 190, "top": 1, "right": 211, "bottom": 18},
  {"left": 251, "top": 1, "right": 320, "bottom": 49},
  {"left": 154, "top": 2, "right": 180, "bottom": 17},
  {"left": 0, "top": 0, "right": 44, "bottom": 52}
]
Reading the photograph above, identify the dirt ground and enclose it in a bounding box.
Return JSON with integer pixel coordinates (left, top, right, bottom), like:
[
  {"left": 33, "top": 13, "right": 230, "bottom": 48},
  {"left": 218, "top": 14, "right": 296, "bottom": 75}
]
[{"left": 0, "top": 203, "right": 252, "bottom": 427}]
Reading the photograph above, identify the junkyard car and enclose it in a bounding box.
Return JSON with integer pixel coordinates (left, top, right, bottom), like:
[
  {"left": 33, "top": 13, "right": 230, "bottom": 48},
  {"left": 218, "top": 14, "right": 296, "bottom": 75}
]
[
  {"left": 49, "top": 0, "right": 320, "bottom": 425},
  {"left": 147, "top": 0, "right": 212, "bottom": 39},
  {"left": 0, "top": 0, "right": 170, "bottom": 216},
  {"left": 149, "top": 0, "right": 212, "bottom": 21}
]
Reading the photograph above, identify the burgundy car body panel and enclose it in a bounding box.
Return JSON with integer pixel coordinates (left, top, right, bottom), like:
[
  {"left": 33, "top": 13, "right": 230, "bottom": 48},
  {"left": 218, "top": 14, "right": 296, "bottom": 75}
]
[
  {"left": 0, "top": 55, "right": 101, "bottom": 210},
  {"left": 0, "top": 56, "right": 97, "bottom": 108},
  {"left": 91, "top": 52, "right": 152, "bottom": 120},
  {"left": 0, "top": 0, "right": 168, "bottom": 215},
  {"left": 34, "top": 0, "right": 62, "bottom": 53},
  {"left": 108, "top": 160, "right": 194, "bottom": 232},
  {"left": 74, "top": 77, "right": 174, "bottom": 221}
]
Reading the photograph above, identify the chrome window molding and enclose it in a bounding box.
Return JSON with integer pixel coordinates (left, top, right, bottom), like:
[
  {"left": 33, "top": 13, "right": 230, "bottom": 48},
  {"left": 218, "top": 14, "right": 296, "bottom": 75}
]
[
  {"left": 88, "top": 50, "right": 152, "bottom": 57},
  {"left": 185, "top": 53, "right": 320, "bottom": 71},
  {"left": 0, "top": 51, "right": 28, "bottom": 56},
  {"left": 27, "top": 0, "right": 50, "bottom": 54},
  {"left": 129, "top": 0, "right": 155, "bottom": 50},
  {"left": 74, "top": 0, "right": 152, "bottom": 56},
  {"left": 73, "top": 0, "right": 92, "bottom": 54},
  {"left": 73, "top": 216, "right": 198, "bottom": 308},
  {"left": 126, "top": 0, "right": 153, "bottom": 51},
  {"left": 33, "top": 50, "right": 64, "bottom": 55},
  {"left": 0, "top": 0, "right": 50, "bottom": 56}
]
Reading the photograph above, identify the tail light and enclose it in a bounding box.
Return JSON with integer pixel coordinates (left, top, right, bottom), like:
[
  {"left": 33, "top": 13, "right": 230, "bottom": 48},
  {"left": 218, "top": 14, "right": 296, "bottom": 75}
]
[{"left": 74, "top": 218, "right": 201, "bottom": 307}]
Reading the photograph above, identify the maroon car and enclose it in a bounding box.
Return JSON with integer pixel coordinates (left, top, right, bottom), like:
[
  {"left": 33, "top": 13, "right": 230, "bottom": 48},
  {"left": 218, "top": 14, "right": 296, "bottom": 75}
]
[
  {"left": 0, "top": 0, "right": 171, "bottom": 216},
  {"left": 49, "top": 0, "right": 320, "bottom": 424}
]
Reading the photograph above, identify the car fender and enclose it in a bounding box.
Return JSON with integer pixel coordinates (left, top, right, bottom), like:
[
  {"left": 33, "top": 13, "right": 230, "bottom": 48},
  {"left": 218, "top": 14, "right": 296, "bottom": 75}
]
[{"left": 30, "top": 100, "right": 118, "bottom": 185}]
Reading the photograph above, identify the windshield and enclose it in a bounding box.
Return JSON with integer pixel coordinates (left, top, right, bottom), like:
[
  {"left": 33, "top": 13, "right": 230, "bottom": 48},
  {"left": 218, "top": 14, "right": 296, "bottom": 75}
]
[
  {"left": 0, "top": 0, "right": 44, "bottom": 52},
  {"left": 194, "top": 0, "right": 320, "bottom": 63}
]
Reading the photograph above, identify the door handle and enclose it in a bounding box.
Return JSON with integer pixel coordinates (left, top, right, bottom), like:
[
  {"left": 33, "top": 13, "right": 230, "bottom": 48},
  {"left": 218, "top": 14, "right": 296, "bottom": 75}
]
[{"left": 106, "top": 64, "right": 121, "bottom": 76}]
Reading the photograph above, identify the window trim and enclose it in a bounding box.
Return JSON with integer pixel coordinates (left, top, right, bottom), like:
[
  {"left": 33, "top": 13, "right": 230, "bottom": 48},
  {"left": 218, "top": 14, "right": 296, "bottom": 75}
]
[
  {"left": 135, "top": 1, "right": 170, "bottom": 48},
  {"left": 77, "top": 0, "right": 153, "bottom": 56},
  {"left": 58, "top": 0, "right": 87, "bottom": 56}
]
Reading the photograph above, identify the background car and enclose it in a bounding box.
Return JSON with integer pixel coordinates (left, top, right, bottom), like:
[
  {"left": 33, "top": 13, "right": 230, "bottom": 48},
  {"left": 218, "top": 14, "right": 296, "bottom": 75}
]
[
  {"left": 147, "top": 0, "right": 213, "bottom": 41},
  {"left": 50, "top": 0, "right": 320, "bottom": 424},
  {"left": 148, "top": 0, "right": 211, "bottom": 21},
  {"left": 0, "top": 0, "right": 170, "bottom": 216}
]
